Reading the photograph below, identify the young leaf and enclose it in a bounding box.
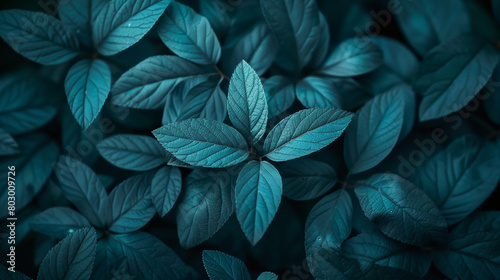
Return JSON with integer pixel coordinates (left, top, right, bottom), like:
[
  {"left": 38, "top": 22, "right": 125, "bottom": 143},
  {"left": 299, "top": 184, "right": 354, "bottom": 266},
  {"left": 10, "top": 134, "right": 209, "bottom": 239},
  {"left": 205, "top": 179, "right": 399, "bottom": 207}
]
[
  {"left": 277, "top": 157, "right": 337, "bottom": 200},
  {"left": 257, "top": 272, "right": 278, "bottom": 280},
  {"left": 344, "top": 89, "right": 405, "bottom": 174},
  {"left": 157, "top": 1, "right": 221, "bottom": 65},
  {"left": 151, "top": 166, "right": 182, "bottom": 217},
  {"left": 55, "top": 156, "right": 108, "bottom": 228},
  {"left": 0, "top": 128, "right": 19, "bottom": 156},
  {"left": 263, "top": 108, "right": 353, "bottom": 162},
  {"left": 228, "top": 60, "right": 268, "bottom": 145},
  {"left": 37, "top": 227, "right": 97, "bottom": 280},
  {"left": 354, "top": 173, "right": 448, "bottom": 247},
  {"left": 30, "top": 207, "right": 91, "bottom": 239},
  {"left": 111, "top": 55, "right": 210, "bottom": 109},
  {"left": 412, "top": 135, "right": 500, "bottom": 225},
  {"left": 203, "top": 250, "right": 251, "bottom": 280},
  {"left": 0, "top": 10, "right": 79, "bottom": 65},
  {"left": 176, "top": 169, "right": 235, "bottom": 248},
  {"left": 416, "top": 34, "right": 499, "bottom": 121},
  {"left": 106, "top": 173, "right": 156, "bottom": 233},
  {"left": 97, "top": 134, "right": 166, "bottom": 171},
  {"left": 64, "top": 59, "right": 111, "bottom": 129},
  {"left": 320, "top": 38, "right": 383, "bottom": 77},
  {"left": 235, "top": 161, "right": 282, "bottom": 245},
  {"left": 92, "top": 0, "right": 170, "bottom": 56},
  {"left": 296, "top": 76, "right": 340, "bottom": 109},
  {"left": 153, "top": 119, "right": 249, "bottom": 168},
  {"left": 264, "top": 76, "right": 295, "bottom": 119}
]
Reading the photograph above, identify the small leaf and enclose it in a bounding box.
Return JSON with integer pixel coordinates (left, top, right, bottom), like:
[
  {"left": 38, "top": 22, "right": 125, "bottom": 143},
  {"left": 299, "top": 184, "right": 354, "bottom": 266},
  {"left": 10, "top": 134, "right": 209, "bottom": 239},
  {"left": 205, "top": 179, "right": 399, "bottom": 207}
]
[
  {"left": 344, "top": 89, "right": 405, "bottom": 174},
  {"left": 30, "top": 207, "right": 91, "bottom": 239},
  {"left": 97, "top": 134, "right": 166, "bottom": 171},
  {"left": 0, "top": 128, "right": 19, "bottom": 156},
  {"left": 354, "top": 173, "right": 448, "bottom": 246},
  {"left": 157, "top": 1, "right": 220, "bottom": 65},
  {"left": 0, "top": 10, "right": 79, "bottom": 65},
  {"left": 92, "top": 0, "right": 170, "bottom": 56},
  {"left": 151, "top": 166, "right": 182, "bottom": 217},
  {"left": 65, "top": 59, "right": 111, "bottom": 129},
  {"left": 264, "top": 76, "right": 295, "bottom": 119},
  {"left": 153, "top": 119, "right": 249, "bottom": 168},
  {"left": 257, "top": 272, "right": 278, "bottom": 280},
  {"left": 203, "top": 250, "right": 251, "bottom": 280},
  {"left": 38, "top": 227, "right": 97, "bottom": 280},
  {"left": 263, "top": 108, "right": 353, "bottom": 162},
  {"left": 296, "top": 76, "right": 339, "bottom": 109}
]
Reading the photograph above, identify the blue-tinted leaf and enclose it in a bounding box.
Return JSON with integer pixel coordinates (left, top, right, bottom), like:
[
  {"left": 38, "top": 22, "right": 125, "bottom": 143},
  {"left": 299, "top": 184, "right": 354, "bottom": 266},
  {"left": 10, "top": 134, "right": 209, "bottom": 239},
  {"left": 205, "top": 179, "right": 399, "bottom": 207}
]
[
  {"left": 257, "top": 272, "right": 278, "bottom": 280},
  {"left": 92, "top": 0, "right": 170, "bottom": 56},
  {"left": 330, "top": 2, "right": 370, "bottom": 44},
  {"left": 177, "top": 169, "right": 235, "bottom": 248},
  {"left": 158, "top": 1, "right": 220, "bottom": 65},
  {"left": 307, "top": 11, "right": 330, "bottom": 70},
  {"left": 485, "top": 64, "right": 500, "bottom": 125},
  {"left": 0, "top": 128, "right": 18, "bottom": 156},
  {"left": 412, "top": 135, "right": 500, "bottom": 225},
  {"left": 0, "top": 77, "right": 59, "bottom": 135},
  {"left": 199, "top": 0, "right": 231, "bottom": 38},
  {"left": 277, "top": 158, "right": 337, "bottom": 200},
  {"left": 264, "top": 108, "right": 353, "bottom": 162},
  {"left": 260, "top": 0, "right": 320, "bottom": 71},
  {"left": 151, "top": 166, "right": 181, "bottom": 217},
  {"left": 264, "top": 76, "right": 295, "bottom": 119},
  {"left": 417, "top": 34, "right": 499, "bottom": 121},
  {"left": 330, "top": 78, "right": 373, "bottom": 110},
  {"left": 396, "top": 0, "right": 470, "bottom": 56},
  {"left": 111, "top": 55, "right": 210, "bottom": 109},
  {"left": 296, "top": 76, "right": 339, "bottom": 109},
  {"left": 0, "top": 266, "right": 31, "bottom": 280},
  {"left": 235, "top": 161, "right": 282, "bottom": 245},
  {"left": 344, "top": 90, "right": 405, "bottom": 174},
  {"left": 454, "top": 211, "right": 500, "bottom": 233},
  {"left": 370, "top": 36, "right": 419, "bottom": 81},
  {"left": 203, "top": 250, "right": 251, "bottom": 280},
  {"left": 391, "top": 84, "right": 416, "bottom": 142},
  {"left": 97, "top": 134, "right": 166, "bottom": 171},
  {"left": 320, "top": 38, "right": 383, "bottom": 77},
  {"left": 343, "top": 231, "right": 431, "bottom": 277},
  {"left": 58, "top": 0, "right": 107, "bottom": 45},
  {"left": 153, "top": 118, "right": 249, "bottom": 168},
  {"left": 161, "top": 78, "right": 207, "bottom": 124},
  {"left": 0, "top": 134, "right": 58, "bottom": 218},
  {"left": 0, "top": 10, "right": 79, "bottom": 65},
  {"left": 228, "top": 60, "right": 268, "bottom": 145},
  {"left": 55, "top": 156, "right": 107, "bottom": 227},
  {"left": 38, "top": 227, "right": 96, "bottom": 280},
  {"left": 65, "top": 59, "right": 111, "bottom": 129},
  {"left": 30, "top": 207, "right": 91, "bottom": 239},
  {"left": 355, "top": 173, "right": 448, "bottom": 246},
  {"left": 106, "top": 173, "right": 155, "bottom": 233}
]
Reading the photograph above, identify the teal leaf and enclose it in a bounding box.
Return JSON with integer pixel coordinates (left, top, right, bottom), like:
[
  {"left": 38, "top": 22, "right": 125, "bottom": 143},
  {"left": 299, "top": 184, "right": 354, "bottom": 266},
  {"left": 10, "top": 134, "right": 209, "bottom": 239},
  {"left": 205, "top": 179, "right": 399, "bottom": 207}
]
[
  {"left": 203, "top": 250, "right": 251, "bottom": 280},
  {"left": 64, "top": 59, "right": 111, "bottom": 129},
  {"left": 30, "top": 207, "right": 91, "bottom": 239},
  {"left": 0, "top": 10, "right": 79, "bottom": 65},
  {"left": 97, "top": 134, "right": 166, "bottom": 171},
  {"left": 92, "top": 0, "right": 170, "bottom": 56},
  {"left": 417, "top": 34, "right": 499, "bottom": 121},
  {"left": 344, "top": 89, "right": 405, "bottom": 174},
  {"left": 454, "top": 211, "right": 500, "bottom": 233},
  {"left": 38, "top": 228, "right": 97, "bottom": 280},
  {"left": 307, "top": 11, "right": 330, "bottom": 70},
  {"left": 235, "top": 161, "right": 282, "bottom": 245},
  {"left": 0, "top": 128, "right": 19, "bottom": 156},
  {"left": 153, "top": 118, "right": 249, "bottom": 168},
  {"left": 263, "top": 108, "right": 353, "bottom": 162},
  {"left": 176, "top": 169, "right": 235, "bottom": 248},
  {"left": 58, "top": 0, "right": 107, "bottom": 45},
  {"left": 157, "top": 1, "right": 221, "bottom": 65},
  {"left": 151, "top": 166, "right": 182, "bottom": 217},
  {"left": 228, "top": 60, "right": 268, "bottom": 145},
  {"left": 257, "top": 272, "right": 278, "bottom": 280},
  {"left": 264, "top": 76, "right": 295, "bottom": 119},
  {"left": 199, "top": 0, "right": 231, "bottom": 38},
  {"left": 296, "top": 76, "right": 339, "bottom": 109},
  {"left": 354, "top": 173, "right": 448, "bottom": 247}
]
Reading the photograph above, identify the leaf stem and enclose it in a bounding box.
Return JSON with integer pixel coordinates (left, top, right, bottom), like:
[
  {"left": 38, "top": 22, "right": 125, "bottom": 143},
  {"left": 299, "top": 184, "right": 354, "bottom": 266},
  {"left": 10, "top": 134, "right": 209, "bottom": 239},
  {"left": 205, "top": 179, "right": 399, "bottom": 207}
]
[{"left": 214, "top": 65, "right": 230, "bottom": 80}]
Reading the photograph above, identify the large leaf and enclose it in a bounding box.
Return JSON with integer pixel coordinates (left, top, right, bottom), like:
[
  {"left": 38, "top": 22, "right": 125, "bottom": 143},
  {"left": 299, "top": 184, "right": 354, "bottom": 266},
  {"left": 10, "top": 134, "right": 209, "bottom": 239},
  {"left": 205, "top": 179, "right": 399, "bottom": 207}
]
[
  {"left": 38, "top": 227, "right": 97, "bottom": 280},
  {"left": 203, "top": 250, "right": 251, "bottom": 280},
  {"left": 0, "top": 129, "right": 18, "bottom": 156},
  {"left": 92, "top": 0, "right": 170, "bottom": 56},
  {"left": 412, "top": 135, "right": 500, "bottom": 225},
  {"left": 55, "top": 156, "right": 108, "bottom": 227},
  {"left": 111, "top": 55, "right": 210, "bottom": 109},
  {"left": 151, "top": 166, "right": 182, "bottom": 217},
  {"left": 344, "top": 89, "right": 405, "bottom": 174},
  {"left": 263, "top": 108, "right": 353, "bottom": 162},
  {"left": 65, "top": 59, "right": 111, "bottom": 129},
  {"left": 97, "top": 134, "right": 166, "bottom": 171},
  {"left": 176, "top": 169, "right": 235, "bottom": 248},
  {"left": 264, "top": 76, "right": 295, "bottom": 119},
  {"left": 106, "top": 173, "right": 156, "bottom": 233},
  {"left": 0, "top": 10, "right": 79, "bottom": 65},
  {"left": 354, "top": 173, "right": 448, "bottom": 247},
  {"left": 235, "top": 161, "right": 282, "bottom": 245},
  {"left": 157, "top": 1, "right": 220, "bottom": 65},
  {"left": 153, "top": 118, "right": 249, "bottom": 168},
  {"left": 228, "top": 60, "right": 268, "bottom": 145},
  {"left": 296, "top": 76, "right": 339, "bottom": 109},
  {"left": 416, "top": 34, "right": 499, "bottom": 121},
  {"left": 30, "top": 207, "right": 91, "bottom": 239}
]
